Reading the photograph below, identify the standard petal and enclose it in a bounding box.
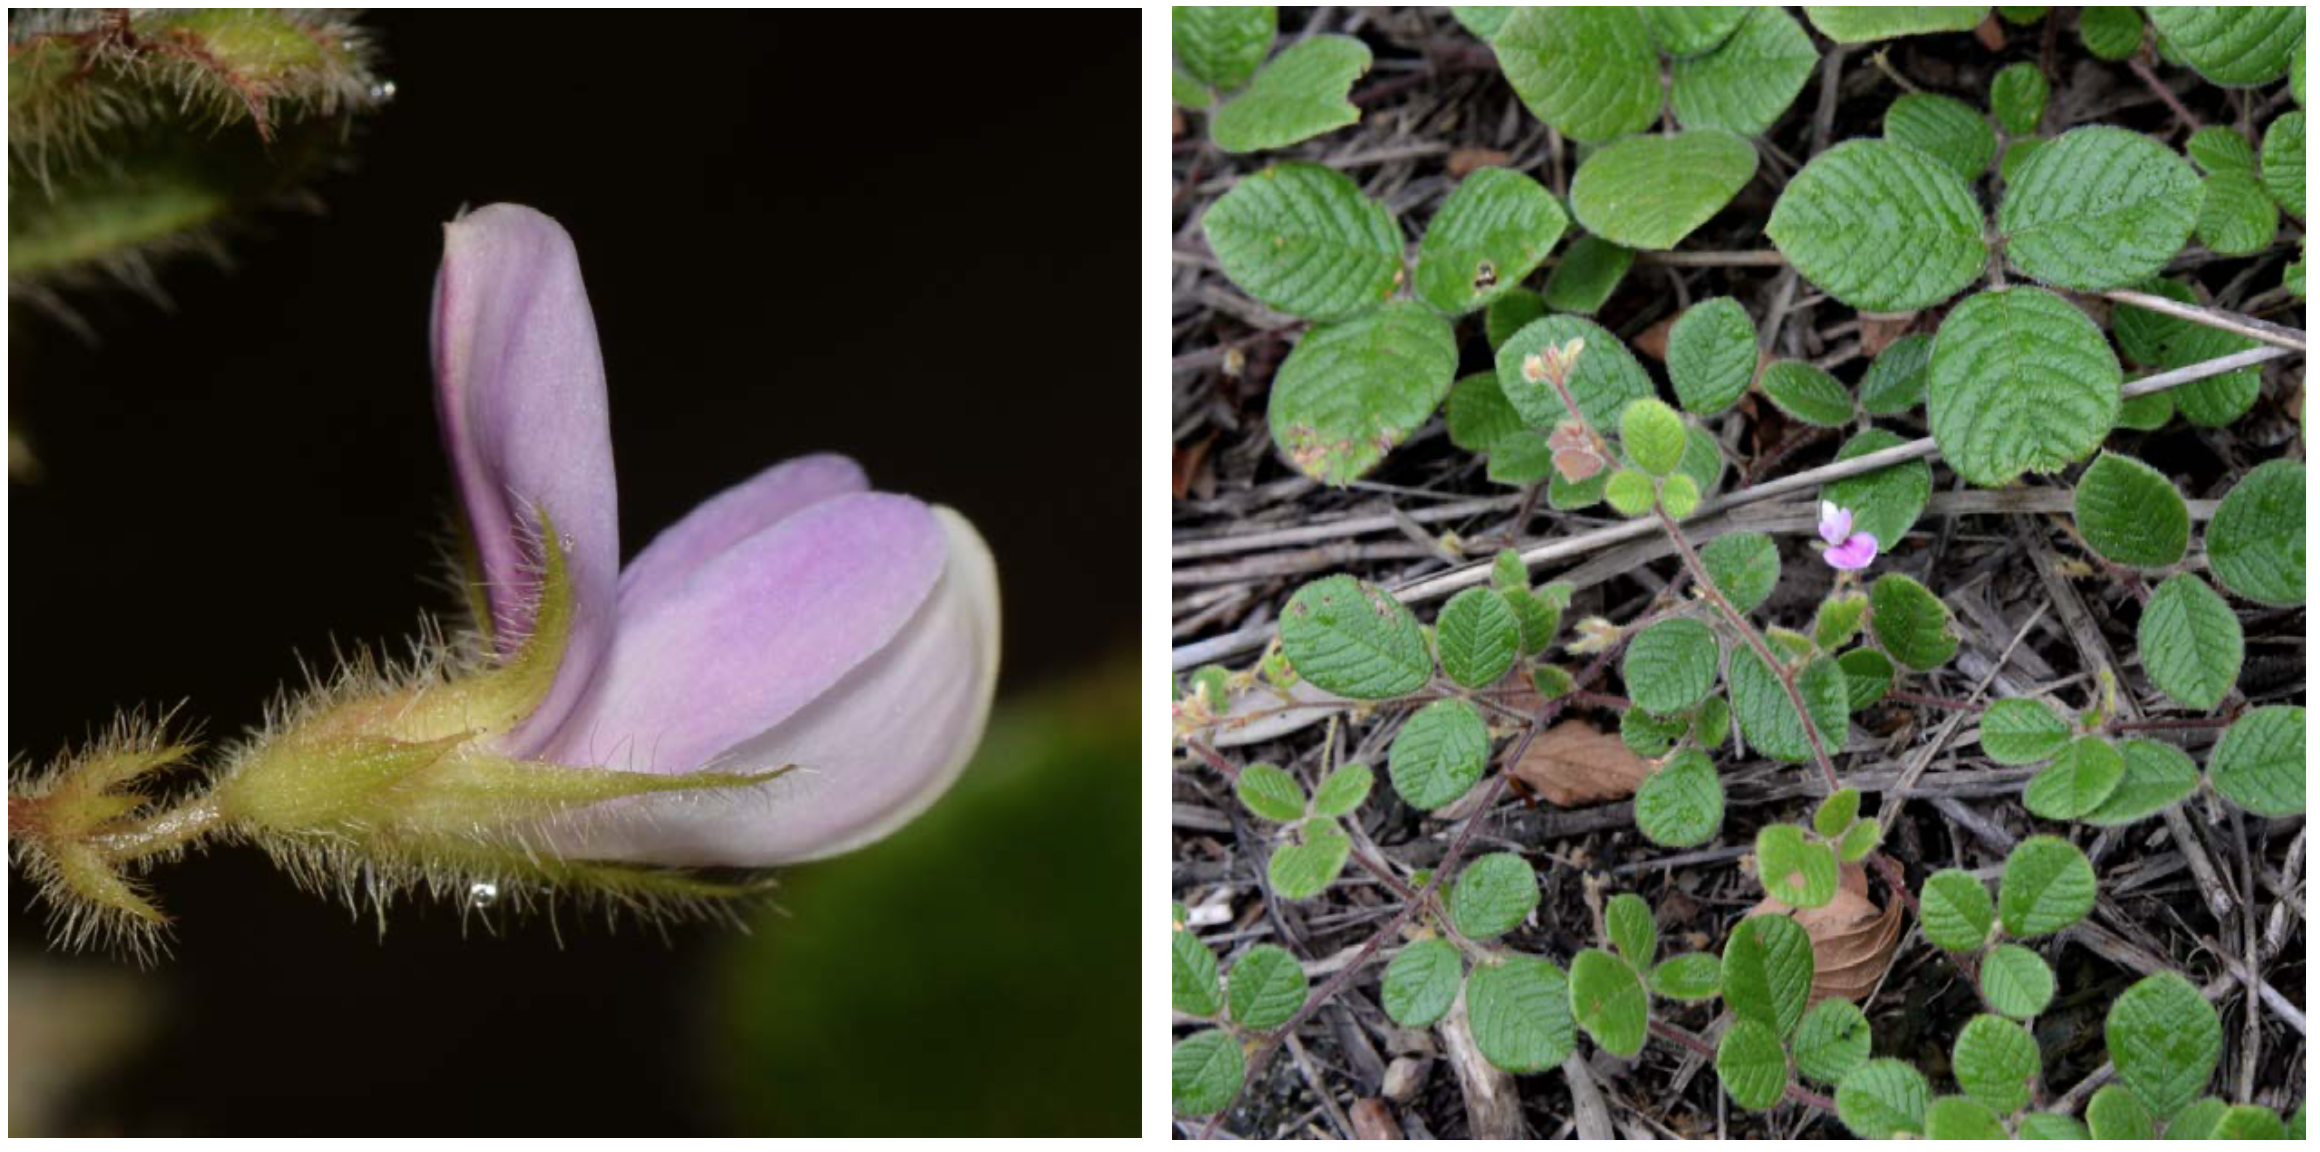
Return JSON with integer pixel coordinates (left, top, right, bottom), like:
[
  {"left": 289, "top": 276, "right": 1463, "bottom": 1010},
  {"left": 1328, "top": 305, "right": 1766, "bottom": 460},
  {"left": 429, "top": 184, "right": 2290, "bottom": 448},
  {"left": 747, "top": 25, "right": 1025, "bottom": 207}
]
[
  {"left": 551, "top": 506, "right": 999, "bottom": 865},
  {"left": 433, "top": 204, "right": 620, "bottom": 753},
  {"left": 616, "top": 453, "right": 867, "bottom": 615},
  {"left": 1817, "top": 501, "right": 1851, "bottom": 546},
  {"left": 1824, "top": 533, "right": 1879, "bottom": 570}
]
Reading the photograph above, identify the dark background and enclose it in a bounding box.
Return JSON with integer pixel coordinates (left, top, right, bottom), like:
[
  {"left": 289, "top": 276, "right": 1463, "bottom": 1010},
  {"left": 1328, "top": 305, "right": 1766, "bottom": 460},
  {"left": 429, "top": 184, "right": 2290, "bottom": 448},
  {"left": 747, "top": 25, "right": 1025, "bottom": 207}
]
[{"left": 11, "top": 13, "right": 1135, "bottom": 1135}]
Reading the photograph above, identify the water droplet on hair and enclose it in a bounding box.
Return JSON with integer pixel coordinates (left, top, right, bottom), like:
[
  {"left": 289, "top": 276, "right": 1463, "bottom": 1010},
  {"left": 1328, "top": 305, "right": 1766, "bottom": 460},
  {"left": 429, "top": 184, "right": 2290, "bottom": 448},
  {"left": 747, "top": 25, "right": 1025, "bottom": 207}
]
[
  {"left": 370, "top": 80, "right": 397, "bottom": 102},
  {"left": 467, "top": 881, "right": 499, "bottom": 910},
  {"left": 559, "top": 532, "right": 576, "bottom": 553}
]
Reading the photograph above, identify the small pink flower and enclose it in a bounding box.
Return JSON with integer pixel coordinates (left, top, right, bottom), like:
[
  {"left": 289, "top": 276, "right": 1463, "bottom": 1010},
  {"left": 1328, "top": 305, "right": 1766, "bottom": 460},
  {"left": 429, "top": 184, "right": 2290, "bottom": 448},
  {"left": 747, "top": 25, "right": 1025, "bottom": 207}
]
[{"left": 1818, "top": 500, "right": 1879, "bottom": 571}]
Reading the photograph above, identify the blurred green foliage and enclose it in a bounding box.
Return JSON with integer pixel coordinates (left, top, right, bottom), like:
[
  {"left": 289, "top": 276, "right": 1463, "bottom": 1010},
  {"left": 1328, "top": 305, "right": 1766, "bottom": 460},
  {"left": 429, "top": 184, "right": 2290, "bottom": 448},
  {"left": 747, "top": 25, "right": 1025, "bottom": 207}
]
[{"left": 709, "top": 657, "right": 1136, "bottom": 1135}]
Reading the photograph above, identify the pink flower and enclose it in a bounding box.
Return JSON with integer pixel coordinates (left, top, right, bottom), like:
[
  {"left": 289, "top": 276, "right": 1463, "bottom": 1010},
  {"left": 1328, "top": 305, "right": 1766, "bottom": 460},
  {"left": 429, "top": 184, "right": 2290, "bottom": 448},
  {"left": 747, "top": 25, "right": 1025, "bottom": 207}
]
[
  {"left": 433, "top": 204, "right": 1000, "bottom": 865},
  {"left": 1817, "top": 500, "right": 1879, "bottom": 571}
]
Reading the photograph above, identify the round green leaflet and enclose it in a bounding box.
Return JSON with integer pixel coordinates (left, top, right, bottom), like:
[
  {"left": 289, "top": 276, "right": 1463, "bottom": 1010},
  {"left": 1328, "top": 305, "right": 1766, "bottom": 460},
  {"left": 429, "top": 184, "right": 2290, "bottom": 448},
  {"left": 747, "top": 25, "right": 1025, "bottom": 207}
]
[
  {"left": 1414, "top": 167, "right": 1569, "bottom": 315},
  {"left": 1567, "top": 948, "right": 1649, "bottom": 1057},
  {"left": 1569, "top": 130, "right": 1760, "bottom": 251},
  {"left": 2262, "top": 111, "right": 2303, "bottom": 218},
  {"left": 1792, "top": 998, "right": 1873, "bottom": 1085},
  {"left": 2023, "top": 736, "right": 2126, "bottom": 820},
  {"left": 1999, "top": 126, "right": 2203, "bottom": 291},
  {"left": 1721, "top": 913, "right": 1814, "bottom": 1038},
  {"left": 1952, "top": 1013, "right": 2041, "bottom": 1115},
  {"left": 1729, "top": 648, "right": 1849, "bottom": 763},
  {"left": 1210, "top": 34, "right": 1373, "bottom": 155},
  {"left": 1766, "top": 138, "right": 1986, "bottom": 313},
  {"left": 1541, "top": 234, "right": 1633, "bottom": 314},
  {"left": 1666, "top": 295, "right": 1758, "bottom": 415},
  {"left": 1979, "top": 942, "right": 2056, "bottom": 1020},
  {"left": 1235, "top": 761, "right": 1307, "bottom": 822},
  {"left": 2207, "top": 704, "right": 2305, "bottom": 817},
  {"left": 1884, "top": 92, "right": 1996, "bottom": 180},
  {"left": 2144, "top": 6, "right": 2304, "bottom": 87},
  {"left": 1918, "top": 868, "right": 1996, "bottom": 952},
  {"left": 2138, "top": 573, "right": 2242, "bottom": 712},
  {"left": 1979, "top": 697, "right": 2071, "bottom": 764},
  {"left": 1716, "top": 1018, "right": 1790, "bottom": 1110},
  {"left": 1436, "top": 586, "right": 1521, "bottom": 689},
  {"left": 1804, "top": 6, "right": 1991, "bottom": 42},
  {"left": 1998, "top": 835, "right": 2097, "bottom": 937},
  {"left": 1604, "top": 892, "right": 1657, "bottom": 967},
  {"left": 1227, "top": 943, "right": 1309, "bottom": 1029},
  {"left": 2072, "top": 452, "right": 2190, "bottom": 569},
  {"left": 1266, "top": 818, "right": 1351, "bottom": 900},
  {"left": 2081, "top": 738, "right": 2200, "bottom": 825},
  {"left": 1310, "top": 761, "right": 1373, "bottom": 818},
  {"left": 1622, "top": 617, "right": 1721, "bottom": 716},
  {"left": 1387, "top": 698, "right": 1489, "bottom": 811},
  {"left": 2018, "top": 1111, "right": 2091, "bottom": 1139},
  {"left": 1838, "top": 647, "right": 1894, "bottom": 711},
  {"left": 1380, "top": 937, "right": 1462, "bottom": 1028},
  {"left": 1634, "top": 748, "right": 1724, "bottom": 848},
  {"left": 1924, "top": 1095, "right": 2009, "bottom": 1139},
  {"left": 2086, "top": 1082, "right": 2156, "bottom": 1137},
  {"left": 1491, "top": 6, "right": 1660, "bottom": 144},
  {"left": 1988, "top": 61, "right": 2050, "bottom": 137},
  {"left": 1267, "top": 302, "right": 1461, "bottom": 487},
  {"left": 1669, "top": 6, "right": 1819, "bottom": 137},
  {"left": 1858, "top": 332, "right": 1932, "bottom": 415},
  {"left": 2077, "top": 5, "right": 2143, "bottom": 61},
  {"left": 2105, "top": 970, "right": 2221, "bottom": 1120},
  {"left": 1755, "top": 823, "right": 1839, "bottom": 908},
  {"left": 1927, "top": 286, "right": 2121, "bottom": 487},
  {"left": 1281, "top": 575, "right": 1432, "bottom": 699},
  {"left": 1173, "top": 925, "right": 1223, "bottom": 1017},
  {"left": 1466, "top": 955, "right": 1575, "bottom": 1073},
  {"left": 1758, "top": 359, "right": 1855, "bottom": 427},
  {"left": 1700, "top": 531, "right": 1781, "bottom": 614},
  {"left": 1171, "top": 5, "right": 1274, "bottom": 91},
  {"left": 1450, "top": 851, "right": 1539, "bottom": 939},
  {"left": 1640, "top": 5, "right": 1745, "bottom": 56},
  {"left": 1201, "top": 162, "right": 1401, "bottom": 322},
  {"left": 2206, "top": 459, "right": 2305, "bottom": 608},
  {"left": 1869, "top": 572, "right": 1959, "bottom": 672},
  {"left": 1495, "top": 313, "right": 1656, "bottom": 431},
  {"left": 1171, "top": 1030, "right": 1246, "bottom": 1115},
  {"left": 1836, "top": 1058, "right": 1932, "bottom": 1138}
]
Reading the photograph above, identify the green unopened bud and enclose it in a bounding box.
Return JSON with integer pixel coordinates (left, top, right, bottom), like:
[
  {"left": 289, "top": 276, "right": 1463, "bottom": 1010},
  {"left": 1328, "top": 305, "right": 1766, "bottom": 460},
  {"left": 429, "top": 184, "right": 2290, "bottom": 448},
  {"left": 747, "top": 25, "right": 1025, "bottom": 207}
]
[
  {"left": 1659, "top": 472, "right": 1702, "bottom": 519},
  {"left": 1604, "top": 468, "right": 1655, "bottom": 516},
  {"left": 1619, "top": 398, "right": 1687, "bottom": 477},
  {"left": 1491, "top": 548, "right": 1529, "bottom": 593}
]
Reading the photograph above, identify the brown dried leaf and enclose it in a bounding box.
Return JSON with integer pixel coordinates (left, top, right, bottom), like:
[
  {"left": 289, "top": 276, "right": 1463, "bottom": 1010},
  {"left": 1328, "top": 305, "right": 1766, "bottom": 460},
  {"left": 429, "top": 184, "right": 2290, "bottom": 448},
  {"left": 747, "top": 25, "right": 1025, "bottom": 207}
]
[
  {"left": 1974, "top": 12, "right": 2006, "bottom": 51},
  {"left": 1509, "top": 720, "right": 1652, "bottom": 806},
  {"left": 1856, "top": 312, "right": 1919, "bottom": 357},
  {"left": 1633, "top": 312, "right": 1677, "bottom": 362},
  {"left": 1449, "top": 148, "right": 1513, "bottom": 178},
  {"left": 1350, "top": 1098, "right": 1405, "bottom": 1140},
  {"left": 1746, "top": 864, "right": 1902, "bottom": 1004}
]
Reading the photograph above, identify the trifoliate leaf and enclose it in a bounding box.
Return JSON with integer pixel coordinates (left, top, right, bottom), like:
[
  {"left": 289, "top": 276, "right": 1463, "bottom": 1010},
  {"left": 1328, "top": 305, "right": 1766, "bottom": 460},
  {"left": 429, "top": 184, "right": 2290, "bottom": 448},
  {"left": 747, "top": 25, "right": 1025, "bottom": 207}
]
[
  {"left": 1620, "top": 398, "right": 1690, "bottom": 478},
  {"left": 1814, "top": 787, "right": 1863, "bottom": 838},
  {"left": 1701, "top": 531, "right": 1782, "bottom": 613},
  {"left": 1540, "top": 234, "right": 1634, "bottom": 313},
  {"left": 1768, "top": 139, "right": 1987, "bottom": 313},
  {"left": 1227, "top": 943, "right": 1310, "bottom": 1029},
  {"left": 1927, "top": 286, "right": 2122, "bottom": 487},
  {"left": 1838, "top": 647, "right": 1895, "bottom": 711},
  {"left": 1568, "top": 947, "right": 1649, "bottom": 1057},
  {"left": 1203, "top": 162, "right": 1402, "bottom": 321},
  {"left": 2197, "top": 171, "right": 2279, "bottom": 255},
  {"left": 1467, "top": 955, "right": 1575, "bottom": 1073},
  {"left": 2139, "top": 574, "right": 2242, "bottom": 711},
  {"left": 1990, "top": 62, "right": 2050, "bottom": 137},
  {"left": 2073, "top": 451, "right": 2191, "bottom": 568},
  {"left": 1667, "top": 296, "right": 1759, "bottom": 415},
  {"left": 1804, "top": 6, "right": 1991, "bottom": 42},
  {"left": 1869, "top": 573, "right": 1958, "bottom": 671},
  {"left": 1652, "top": 952, "right": 1723, "bottom": 1001},
  {"left": 1623, "top": 617, "right": 1722, "bottom": 716},
  {"left": 1485, "top": 288, "right": 1548, "bottom": 350},
  {"left": 1759, "top": 360, "right": 1856, "bottom": 426},
  {"left": 2206, "top": 459, "right": 2305, "bottom": 606},
  {"left": 1717, "top": 1017, "right": 1790, "bottom": 1110},
  {"left": 1311, "top": 761, "right": 1374, "bottom": 818},
  {"left": 1925, "top": 1095, "right": 2010, "bottom": 1139},
  {"left": 1388, "top": 699, "right": 1490, "bottom": 811},
  {"left": 1919, "top": 868, "right": 1996, "bottom": 951},
  {"left": 2082, "top": 738, "right": 2200, "bottom": 825},
  {"left": 1954, "top": 1014, "right": 2042, "bottom": 1115},
  {"left": 2207, "top": 704, "right": 2305, "bottom": 817},
  {"left": 1605, "top": 892, "right": 1657, "bottom": 967},
  {"left": 1497, "top": 314, "right": 1656, "bottom": 430},
  {"left": 1837, "top": 1058, "right": 1933, "bottom": 1137},
  {"left": 1732, "top": 648, "right": 1850, "bottom": 762},
  {"left": 2263, "top": 111, "right": 2304, "bottom": 217},
  {"left": 2144, "top": 6, "right": 2304, "bottom": 86},
  {"left": 1570, "top": 130, "right": 1760, "bottom": 251},
  {"left": 1793, "top": 999, "right": 1873, "bottom": 1085},
  {"left": 1722, "top": 913, "right": 1814, "bottom": 1038},
  {"left": 1979, "top": 942, "right": 2057, "bottom": 1020},
  {"left": 1172, "top": 6, "right": 1276, "bottom": 91},
  {"left": 1174, "top": 925, "right": 1223, "bottom": 1017},
  {"left": 1823, "top": 429, "right": 1933, "bottom": 551},
  {"left": 1269, "top": 302, "right": 1460, "bottom": 485},
  {"left": 1999, "top": 126, "right": 2203, "bottom": 290},
  {"left": 1670, "top": 5, "right": 1821, "bottom": 136},
  {"left": 1172, "top": 1030, "right": 1245, "bottom": 1115},
  {"left": 1212, "top": 34, "right": 1372, "bottom": 153},
  {"left": 1415, "top": 167, "right": 1569, "bottom": 315},
  {"left": 1980, "top": 698, "right": 2072, "bottom": 765},
  {"left": 1281, "top": 574, "right": 1433, "bottom": 698},
  {"left": 1643, "top": 6, "right": 1748, "bottom": 56},
  {"left": 1267, "top": 818, "right": 1351, "bottom": 899},
  {"left": 1236, "top": 761, "right": 1308, "bottom": 822},
  {"left": 2026, "top": 736, "right": 2126, "bottom": 819},
  {"left": 1859, "top": 332, "right": 1934, "bottom": 415},
  {"left": 1380, "top": 937, "right": 1462, "bottom": 1028},
  {"left": 2187, "top": 126, "right": 2259, "bottom": 176},
  {"left": 2078, "top": 6, "right": 2145, "bottom": 60},
  {"left": 2106, "top": 970, "right": 2221, "bottom": 1119},
  {"left": 1492, "top": 6, "right": 1661, "bottom": 144},
  {"left": 1438, "top": 587, "right": 1522, "bottom": 689},
  {"left": 1451, "top": 851, "right": 1540, "bottom": 940},
  {"left": 1635, "top": 749, "right": 1725, "bottom": 848},
  {"left": 1885, "top": 93, "right": 1997, "bottom": 180},
  {"left": 1998, "top": 835, "right": 2097, "bottom": 937},
  {"left": 2086, "top": 1082, "right": 2157, "bottom": 1138},
  {"left": 1756, "top": 823, "right": 1840, "bottom": 909}
]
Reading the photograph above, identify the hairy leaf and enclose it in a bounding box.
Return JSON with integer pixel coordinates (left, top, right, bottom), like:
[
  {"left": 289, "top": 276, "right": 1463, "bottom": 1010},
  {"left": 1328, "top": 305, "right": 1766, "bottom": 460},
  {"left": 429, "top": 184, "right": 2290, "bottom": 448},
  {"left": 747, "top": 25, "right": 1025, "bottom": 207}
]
[
  {"left": 1885, "top": 93, "right": 1997, "bottom": 180},
  {"left": 1171, "top": 6, "right": 1276, "bottom": 90},
  {"left": 2081, "top": 738, "right": 2200, "bottom": 825},
  {"left": 1437, "top": 587, "right": 1521, "bottom": 689},
  {"left": 1203, "top": 162, "right": 1401, "bottom": 321},
  {"left": 1281, "top": 574, "right": 1433, "bottom": 698},
  {"left": 1927, "top": 286, "right": 2122, "bottom": 487},
  {"left": 1568, "top": 947, "right": 1649, "bottom": 1057},
  {"left": 1211, "top": 34, "right": 1372, "bottom": 153},
  {"left": 1989, "top": 62, "right": 2050, "bottom": 137},
  {"left": 1804, "top": 6, "right": 1991, "bottom": 42},
  {"left": 1497, "top": 314, "right": 1656, "bottom": 431},
  {"left": 1643, "top": 6, "right": 1748, "bottom": 56},
  {"left": 1451, "top": 851, "right": 1539, "bottom": 939},
  {"left": 1652, "top": 952, "right": 1724, "bottom": 1001},
  {"left": 1467, "top": 955, "right": 1575, "bottom": 1073},
  {"left": 1174, "top": 925, "right": 1223, "bottom": 1017},
  {"left": 1670, "top": 5, "right": 1820, "bottom": 136},
  {"left": 1415, "top": 167, "right": 1569, "bottom": 315},
  {"left": 2206, "top": 460, "right": 2305, "bottom": 607},
  {"left": 1269, "top": 302, "right": 1460, "bottom": 485},
  {"left": 1540, "top": 234, "right": 1634, "bottom": 313},
  {"left": 2207, "top": 704, "right": 2305, "bottom": 817},
  {"left": 1388, "top": 699, "right": 1490, "bottom": 811},
  {"left": 1701, "top": 531, "right": 1782, "bottom": 613},
  {"left": 2077, "top": 6, "right": 2144, "bottom": 60},
  {"left": 2074, "top": 451, "right": 2191, "bottom": 568},
  {"left": 1236, "top": 761, "right": 1308, "bottom": 822},
  {"left": 1756, "top": 823, "right": 1840, "bottom": 909},
  {"left": 1759, "top": 359, "right": 1856, "bottom": 426},
  {"left": 1228, "top": 943, "right": 1310, "bottom": 1029},
  {"left": 1731, "top": 648, "right": 1850, "bottom": 762},
  {"left": 1767, "top": 139, "right": 1988, "bottom": 313},
  {"left": 1919, "top": 868, "right": 1996, "bottom": 951},
  {"left": 2000, "top": 126, "right": 2203, "bottom": 290},
  {"left": 1716, "top": 1018, "right": 1790, "bottom": 1109},
  {"left": 1998, "top": 835, "right": 2097, "bottom": 937},
  {"left": 2024, "top": 736, "right": 2126, "bottom": 820},
  {"left": 1794, "top": 998, "right": 1874, "bottom": 1085},
  {"left": 1836, "top": 1058, "right": 1932, "bottom": 1137},
  {"left": 1570, "top": 130, "right": 1760, "bottom": 250},
  {"left": 1722, "top": 913, "right": 1814, "bottom": 1037},
  {"left": 2262, "top": 111, "right": 2304, "bottom": 217},
  {"left": 1823, "top": 429, "right": 1932, "bottom": 551},
  {"left": 2144, "top": 6, "right": 2304, "bottom": 86},
  {"left": 1634, "top": 748, "right": 1725, "bottom": 848},
  {"left": 1605, "top": 892, "right": 1657, "bottom": 967},
  {"left": 1310, "top": 761, "right": 1374, "bottom": 818},
  {"left": 1869, "top": 573, "right": 1959, "bottom": 671},
  {"left": 1492, "top": 6, "right": 1661, "bottom": 144},
  {"left": 2138, "top": 573, "right": 2242, "bottom": 711},
  {"left": 1953, "top": 1013, "right": 2042, "bottom": 1114},
  {"left": 1667, "top": 296, "right": 1759, "bottom": 415},
  {"left": 1623, "top": 617, "right": 1722, "bottom": 716},
  {"left": 1380, "top": 937, "right": 1462, "bottom": 1028},
  {"left": 2105, "top": 970, "right": 2221, "bottom": 1119},
  {"left": 1171, "top": 1030, "right": 1245, "bottom": 1115},
  {"left": 1979, "top": 942, "right": 2057, "bottom": 1020},
  {"left": 1267, "top": 818, "right": 1351, "bottom": 899},
  {"left": 1858, "top": 332, "right": 1933, "bottom": 415}
]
